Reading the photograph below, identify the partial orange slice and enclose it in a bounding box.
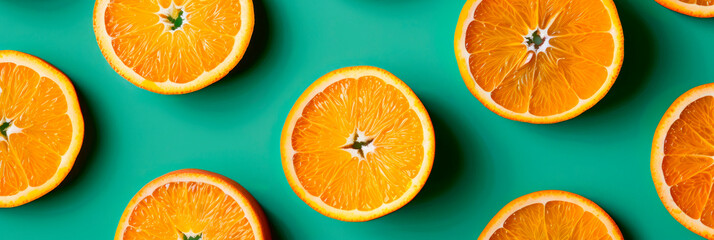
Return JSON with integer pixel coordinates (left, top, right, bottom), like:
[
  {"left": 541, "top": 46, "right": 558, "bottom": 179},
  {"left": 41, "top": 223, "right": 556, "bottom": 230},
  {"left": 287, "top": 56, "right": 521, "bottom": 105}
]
[
  {"left": 281, "top": 66, "right": 435, "bottom": 221},
  {"left": 0, "top": 50, "right": 84, "bottom": 207},
  {"left": 479, "top": 190, "right": 623, "bottom": 240},
  {"left": 93, "top": 0, "right": 254, "bottom": 94},
  {"left": 652, "top": 83, "right": 714, "bottom": 238},
  {"left": 454, "top": 0, "right": 624, "bottom": 123},
  {"left": 656, "top": 0, "right": 714, "bottom": 18},
  {"left": 115, "top": 169, "right": 269, "bottom": 240}
]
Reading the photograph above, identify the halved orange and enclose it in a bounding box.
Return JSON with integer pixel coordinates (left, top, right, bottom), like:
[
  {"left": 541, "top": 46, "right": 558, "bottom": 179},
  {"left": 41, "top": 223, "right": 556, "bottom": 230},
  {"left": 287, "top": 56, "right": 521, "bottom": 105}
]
[
  {"left": 93, "top": 0, "right": 254, "bottom": 94},
  {"left": 281, "top": 66, "right": 435, "bottom": 222},
  {"left": 454, "top": 0, "right": 624, "bottom": 123},
  {"left": 479, "top": 190, "right": 623, "bottom": 240},
  {"left": 115, "top": 169, "right": 269, "bottom": 240},
  {"left": 656, "top": 0, "right": 714, "bottom": 18},
  {"left": 0, "top": 50, "right": 84, "bottom": 208},
  {"left": 652, "top": 83, "right": 714, "bottom": 238}
]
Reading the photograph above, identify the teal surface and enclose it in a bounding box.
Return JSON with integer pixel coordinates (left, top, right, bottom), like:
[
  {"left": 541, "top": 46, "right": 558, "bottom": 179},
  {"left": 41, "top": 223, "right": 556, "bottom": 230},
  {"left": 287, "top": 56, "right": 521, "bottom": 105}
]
[{"left": 0, "top": 0, "right": 707, "bottom": 239}]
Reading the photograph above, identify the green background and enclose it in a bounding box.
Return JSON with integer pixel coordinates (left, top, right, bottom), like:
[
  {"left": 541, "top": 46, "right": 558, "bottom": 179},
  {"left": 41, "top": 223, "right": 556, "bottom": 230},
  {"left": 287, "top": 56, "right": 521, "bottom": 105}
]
[{"left": 0, "top": 0, "right": 707, "bottom": 239}]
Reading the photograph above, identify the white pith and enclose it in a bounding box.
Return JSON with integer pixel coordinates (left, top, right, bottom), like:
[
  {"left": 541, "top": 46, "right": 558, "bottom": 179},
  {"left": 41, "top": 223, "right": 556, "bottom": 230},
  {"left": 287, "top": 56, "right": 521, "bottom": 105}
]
[
  {"left": 158, "top": 2, "right": 189, "bottom": 33},
  {"left": 0, "top": 118, "right": 22, "bottom": 142},
  {"left": 522, "top": 28, "right": 552, "bottom": 64},
  {"left": 342, "top": 129, "right": 376, "bottom": 159},
  {"left": 178, "top": 231, "right": 201, "bottom": 240}
]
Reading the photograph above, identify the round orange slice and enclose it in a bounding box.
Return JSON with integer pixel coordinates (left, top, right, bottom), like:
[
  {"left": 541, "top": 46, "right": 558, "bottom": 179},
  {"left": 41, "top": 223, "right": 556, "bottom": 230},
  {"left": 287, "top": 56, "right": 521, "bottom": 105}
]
[
  {"left": 0, "top": 50, "right": 84, "bottom": 208},
  {"left": 652, "top": 83, "right": 714, "bottom": 238},
  {"left": 93, "top": 0, "right": 254, "bottom": 94},
  {"left": 454, "top": 0, "right": 624, "bottom": 123},
  {"left": 656, "top": 0, "right": 714, "bottom": 18},
  {"left": 479, "top": 190, "right": 623, "bottom": 240},
  {"left": 281, "top": 66, "right": 435, "bottom": 222},
  {"left": 115, "top": 169, "right": 269, "bottom": 240}
]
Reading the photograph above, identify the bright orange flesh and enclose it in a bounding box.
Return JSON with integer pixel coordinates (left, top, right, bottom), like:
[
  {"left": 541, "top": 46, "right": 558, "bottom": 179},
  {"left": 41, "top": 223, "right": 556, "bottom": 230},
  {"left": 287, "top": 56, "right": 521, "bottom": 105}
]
[
  {"left": 656, "top": 0, "right": 714, "bottom": 18},
  {"left": 479, "top": 190, "right": 622, "bottom": 240},
  {"left": 0, "top": 50, "right": 83, "bottom": 207},
  {"left": 282, "top": 66, "right": 434, "bottom": 221},
  {"left": 116, "top": 169, "right": 269, "bottom": 240},
  {"left": 293, "top": 77, "right": 424, "bottom": 209},
  {"left": 652, "top": 84, "right": 714, "bottom": 238},
  {"left": 105, "top": 0, "right": 240, "bottom": 83},
  {"left": 123, "top": 182, "right": 253, "bottom": 239},
  {"left": 94, "top": 0, "right": 254, "bottom": 94},
  {"left": 455, "top": 0, "right": 623, "bottom": 123}
]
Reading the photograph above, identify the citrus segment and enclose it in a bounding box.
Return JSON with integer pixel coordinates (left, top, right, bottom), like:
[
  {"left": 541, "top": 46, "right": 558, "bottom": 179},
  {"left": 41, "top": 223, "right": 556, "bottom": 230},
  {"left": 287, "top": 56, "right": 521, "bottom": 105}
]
[
  {"left": 115, "top": 169, "right": 269, "bottom": 240},
  {"left": 0, "top": 50, "right": 83, "bottom": 207},
  {"left": 455, "top": 0, "right": 624, "bottom": 123},
  {"left": 652, "top": 83, "right": 714, "bottom": 238},
  {"left": 478, "top": 190, "right": 622, "bottom": 240},
  {"left": 656, "top": 0, "right": 714, "bottom": 17},
  {"left": 281, "top": 66, "right": 434, "bottom": 221},
  {"left": 94, "top": 0, "right": 254, "bottom": 94},
  {"left": 0, "top": 142, "right": 27, "bottom": 196}
]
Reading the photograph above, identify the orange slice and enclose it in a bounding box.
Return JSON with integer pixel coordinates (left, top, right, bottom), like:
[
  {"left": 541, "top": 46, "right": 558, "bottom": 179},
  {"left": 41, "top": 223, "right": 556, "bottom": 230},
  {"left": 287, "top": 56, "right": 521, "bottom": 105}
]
[
  {"left": 454, "top": 0, "right": 624, "bottom": 123},
  {"left": 652, "top": 83, "right": 714, "bottom": 238},
  {"left": 478, "top": 190, "right": 623, "bottom": 240},
  {"left": 281, "top": 66, "right": 435, "bottom": 221},
  {"left": 0, "top": 50, "right": 84, "bottom": 208},
  {"left": 656, "top": 0, "right": 714, "bottom": 18},
  {"left": 93, "top": 0, "right": 254, "bottom": 94},
  {"left": 115, "top": 169, "right": 269, "bottom": 240}
]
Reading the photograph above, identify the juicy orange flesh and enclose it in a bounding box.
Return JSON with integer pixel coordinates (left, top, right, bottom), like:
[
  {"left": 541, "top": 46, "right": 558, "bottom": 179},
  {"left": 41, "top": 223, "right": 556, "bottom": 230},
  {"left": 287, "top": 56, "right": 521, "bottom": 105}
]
[
  {"left": 122, "top": 181, "right": 254, "bottom": 239},
  {"left": 677, "top": 0, "right": 714, "bottom": 6},
  {"left": 0, "top": 62, "right": 72, "bottom": 196},
  {"left": 662, "top": 96, "right": 714, "bottom": 227},
  {"left": 489, "top": 201, "right": 612, "bottom": 240},
  {"left": 464, "top": 0, "right": 614, "bottom": 116},
  {"left": 291, "top": 76, "right": 424, "bottom": 211},
  {"left": 104, "top": 0, "right": 241, "bottom": 83}
]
